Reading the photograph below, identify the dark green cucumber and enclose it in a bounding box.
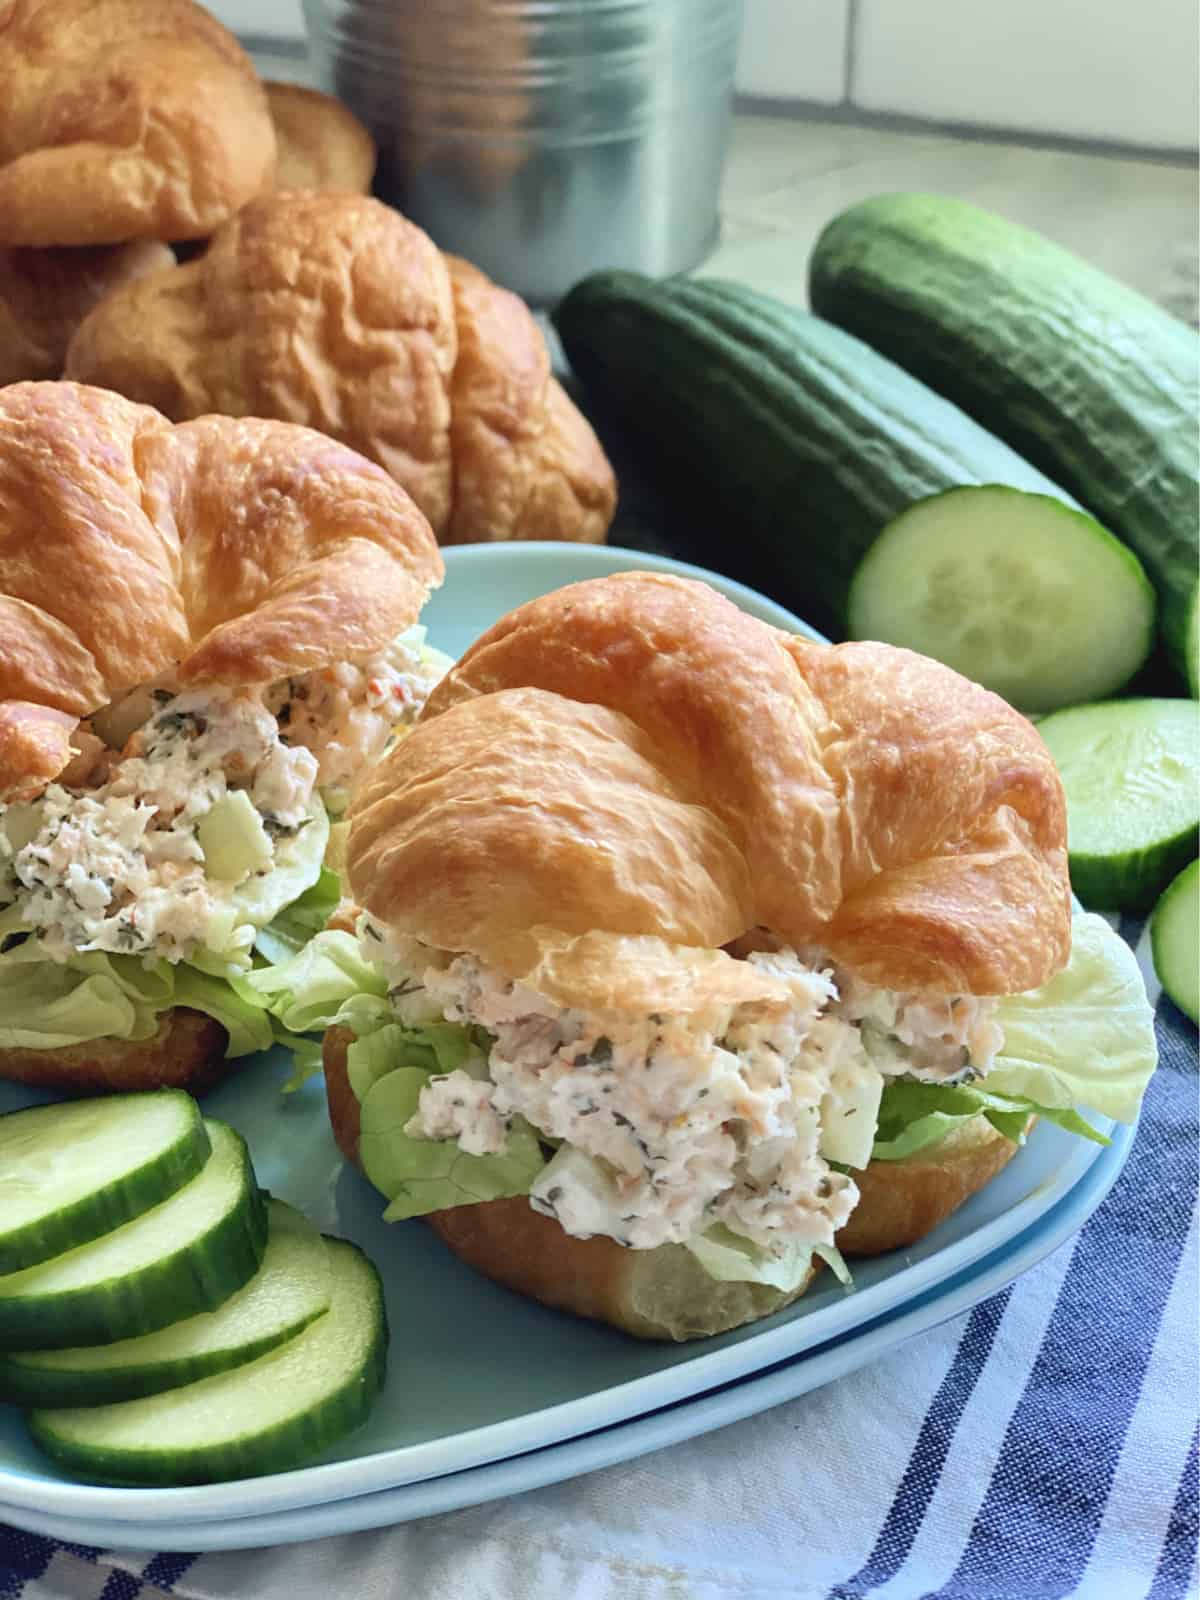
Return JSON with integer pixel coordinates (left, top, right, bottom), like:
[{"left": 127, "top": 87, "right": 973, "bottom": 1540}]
[
  {"left": 0, "top": 1198, "right": 331, "bottom": 1407},
  {"left": 554, "top": 270, "right": 1077, "bottom": 636},
  {"left": 810, "top": 193, "right": 1200, "bottom": 686},
  {"left": 28, "top": 1237, "right": 387, "bottom": 1486},
  {"left": 0, "top": 1091, "right": 209, "bottom": 1275},
  {"left": 0, "top": 1121, "right": 266, "bottom": 1351}
]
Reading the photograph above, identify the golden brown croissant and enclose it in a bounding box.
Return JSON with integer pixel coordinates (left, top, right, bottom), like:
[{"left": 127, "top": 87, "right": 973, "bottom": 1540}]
[
  {"left": 0, "top": 0, "right": 275, "bottom": 246},
  {"left": 331, "top": 573, "right": 1071, "bottom": 1339},
  {"left": 264, "top": 82, "right": 376, "bottom": 195},
  {"left": 0, "top": 241, "right": 174, "bottom": 385},
  {"left": 63, "top": 193, "right": 617, "bottom": 546},
  {"left": 0, "top": 379, "right": 444, "bottom": 1097},
  {"left": 355, "top": 572, "right": 1070, "bottom": 995},
  {"left": 0, "top": 381, "right": 443, "bottom": 802}
]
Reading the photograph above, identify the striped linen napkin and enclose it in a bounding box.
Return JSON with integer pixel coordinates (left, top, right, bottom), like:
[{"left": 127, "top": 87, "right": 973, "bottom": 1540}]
[{"left": 3, "top": 918, "right": 1196, "bottom": 1600}]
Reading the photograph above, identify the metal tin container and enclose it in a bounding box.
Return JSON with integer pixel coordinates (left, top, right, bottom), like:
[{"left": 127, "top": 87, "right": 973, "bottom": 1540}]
[{"left": 303, "top": 0, "right": 744, "bottom": 306}]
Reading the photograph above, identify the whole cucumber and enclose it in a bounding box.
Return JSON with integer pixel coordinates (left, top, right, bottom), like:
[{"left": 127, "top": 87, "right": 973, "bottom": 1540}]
[
  {"left": 810, "top": 193, "right": 1200, "bottom": 689},
  {"left": 553, "top": 271, "right": 1076, "bottom": 636}
]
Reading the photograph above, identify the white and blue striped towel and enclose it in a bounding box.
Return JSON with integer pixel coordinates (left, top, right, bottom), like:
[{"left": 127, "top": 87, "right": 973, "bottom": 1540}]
[{"left": 3, "top": 918, "right": 1196, "bottom": 1600}]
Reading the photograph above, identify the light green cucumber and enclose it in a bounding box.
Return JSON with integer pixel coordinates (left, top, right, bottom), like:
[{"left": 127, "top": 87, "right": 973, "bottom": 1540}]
[
  {"left": 28, "top": 1237, "right": 387, "bottom": 1486},
  {"left": 1038, "top": 699, "right": 1200, "bottom": 910},
  {"left": 847, "top": 485, "right": 1156, "bottom": 712},
  {"left": 810, "top": 192, "right": 1200, "bottom": 687},
  {"left": 0, "top": 1199, "right": 330, "bottom": 1407},
  {"left": 1150, "top": 860, "right": 1199, "bottom": 1023},
  {"left": 0, "top": 1121, "right": 265, "bottom": 1351},
  {"left": 0, "top": 1091, "right": 210, "bottom": 1276}
]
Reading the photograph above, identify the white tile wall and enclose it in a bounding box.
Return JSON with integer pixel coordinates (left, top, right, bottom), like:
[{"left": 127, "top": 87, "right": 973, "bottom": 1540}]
[
  {"left": 207, "top": 0, "right": 1196, "bottom": 153},
  {"left": 853, "top": 0, "right": 1199, "bottom": 150},
  {"left": 735, "top": 0, "right": 849, "bottom": 104}
]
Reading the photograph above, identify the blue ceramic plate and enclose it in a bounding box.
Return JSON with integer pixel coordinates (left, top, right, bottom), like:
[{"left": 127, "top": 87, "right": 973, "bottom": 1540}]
[
  {"left": 0, "top": 1116, "right": 1133, "bottom": 1552},
  {"left": 0, "top": 543, "right": 1118, "bottom": 1541}
]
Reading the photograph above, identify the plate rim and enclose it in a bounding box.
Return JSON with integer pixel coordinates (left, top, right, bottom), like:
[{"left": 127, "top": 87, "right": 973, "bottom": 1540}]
[
  {"left": 0, "top": 1116, "right": 1134, "bottom": 1552},
  {"left": 432, "top": 538, "right": 829, "bottom": 643},
  {"left": 0, "top": 540, "right": 1112, "bottom": 1529},
  {"left": 0, "top": 1116, "right": 1112, "bottom": 1524}
]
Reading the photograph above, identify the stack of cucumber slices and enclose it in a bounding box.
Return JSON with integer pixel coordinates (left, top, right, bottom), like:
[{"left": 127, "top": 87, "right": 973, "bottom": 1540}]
[{"left": 0, "top": 1090, "right": 388, "bottom": 1486}]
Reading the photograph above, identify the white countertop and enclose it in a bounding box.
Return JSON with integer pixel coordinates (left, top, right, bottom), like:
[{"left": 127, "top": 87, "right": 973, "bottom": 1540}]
[{"left": 709, "top": 111, "right": 1198, "bottom": 320}]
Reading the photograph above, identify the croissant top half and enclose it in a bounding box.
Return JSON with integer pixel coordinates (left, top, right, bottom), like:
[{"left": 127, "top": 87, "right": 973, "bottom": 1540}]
[
  {"left": 348, "top": 573, "right": 1071, "bottom": 997},
  {"left": 0, "top": 381, "right": 442, "bottom": 802}
]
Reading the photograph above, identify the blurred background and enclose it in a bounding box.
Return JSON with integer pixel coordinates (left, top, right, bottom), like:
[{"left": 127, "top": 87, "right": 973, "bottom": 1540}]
[{"left": 209, "top": 0, "right": 1198, "bottom": 323}]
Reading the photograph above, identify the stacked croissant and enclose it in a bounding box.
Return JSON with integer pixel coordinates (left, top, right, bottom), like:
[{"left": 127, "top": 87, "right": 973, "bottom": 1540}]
[{"left": 0, "top": 0, "right": 616, "bottom": 545}]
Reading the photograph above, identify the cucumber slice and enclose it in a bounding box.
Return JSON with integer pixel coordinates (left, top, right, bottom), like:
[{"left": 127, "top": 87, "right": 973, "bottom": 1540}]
[
  {"left": 28, "top": 1237, "right": 387, "bottom": 1486},
  {"left": 0, "top": 1121, "right": 265, "bottom": 1351},
  {"left": 0, "top": 1199, "right": 331, "bottom": 1407},
  {"left": 0, "top": 1091, "right": 209, "bottom": 1275},
  {"left": 848, "top": 486, "right": 1157, "bottom": 714},
  {"left": 1151, "top": 860, "right": 1199, "bottom": 1023},
  {"left": 1038, "top": 699, "right": 1200, "bottom": 910}
]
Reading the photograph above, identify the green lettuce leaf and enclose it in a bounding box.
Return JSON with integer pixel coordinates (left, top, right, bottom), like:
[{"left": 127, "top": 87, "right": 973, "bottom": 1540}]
[
  {"left": 987, "top": 911, "right": 1158, "bottom": 1123},
  {"left": 237, "top": 930, "right": 387, "bottom": 1035},
  {"left": 0, "top": 935, "right": 272, "bottom": 1057},
  {"left": 870, "top": 1078, "right": 1108, "bottom": 1162},
  {"left": 870, "top": 911, "right": 1153, "bottom": 1162},
  {"left": 254, "top": 868, "right": 342, "bottom": 966},
  {"left": 171, "top": 965, "right": 275, "bottom": 1057},
  {"left": 276, "top": 1026, "right": 327, "bottom": 1091},
  {"left": 683, "top": 1223, "right": 816, "bottom": 1292},
  {"left": 350, "top": 1033, "right": 546, "bottom": 1219},
  {"left": 0, "top": 937, "right": 170, "bottom": 1047},
  {"left": 344, "top": 1021, "right": 487, "bottom": 1104}
]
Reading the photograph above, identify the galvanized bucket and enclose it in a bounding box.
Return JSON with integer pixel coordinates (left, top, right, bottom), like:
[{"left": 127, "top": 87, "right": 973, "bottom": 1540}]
[{"left": 303, "top": 0, "right": 744, "bottom": 305}]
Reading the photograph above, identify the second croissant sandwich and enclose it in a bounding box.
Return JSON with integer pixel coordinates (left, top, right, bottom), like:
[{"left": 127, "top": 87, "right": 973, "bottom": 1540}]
[
  {"left": 264, "top": 573, "right": 1157, "bottom": 1340},
  {"left": 0, "top": 381, "right": 450, "bottom": 1097}
]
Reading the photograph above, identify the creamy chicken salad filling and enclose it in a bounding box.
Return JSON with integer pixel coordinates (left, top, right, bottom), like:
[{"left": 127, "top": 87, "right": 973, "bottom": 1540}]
[
  {"left": 356, "top": 917, "right": 1004, "bottom": 1258},
  {"left": 264, "top": 630, "right": 445, "bottom": 796},
  {"left": 0, "top": 629, "right": 449, "bottom": 966}
]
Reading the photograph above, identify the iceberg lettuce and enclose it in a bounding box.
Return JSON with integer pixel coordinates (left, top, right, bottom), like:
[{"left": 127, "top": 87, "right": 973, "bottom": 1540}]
[
  {"left": 869, "top": 913, "right": 1154, "bottom": 1161},
  {"left": 986, "top": 912, "right": 1158, "bottom": 1123},
  {"left": 253, "top": 868, "right": 342, "bottom": 967},
  {"left": 0, "top": 934, "right": 274, "bottom": 1057},
  {"left": 237, "top": 930, "right": 387, "bottom": 1037},
  {"left": 870, "top": 1078, "right": 1108, "bottom": 1163},
  {"left": 348, "top": 1026, "right": 546, "bottom": 1220}
]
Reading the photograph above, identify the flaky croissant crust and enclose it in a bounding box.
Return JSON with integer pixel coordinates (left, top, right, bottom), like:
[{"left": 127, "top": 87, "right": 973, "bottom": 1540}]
[
  {"left": 348, "top": 573, "right": 1071, "bottom": 996},
  {"left": 0, "top": 381, "right": 442, "bottom": 802},
  {"left": 263, "top": 82, "right": 376, "bottom": 196},
  {"left": 63, "top": 193, "right": 617, "bottom": 548},
  {"left": 0, "top": 0, "right": 275, "bottom": 247}
]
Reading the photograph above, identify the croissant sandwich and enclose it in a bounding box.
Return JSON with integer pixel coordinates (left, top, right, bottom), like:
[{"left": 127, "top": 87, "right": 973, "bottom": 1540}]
[
  {"left": 260, "top": 573, "right": 1157, "bottom": 1341},
  {"left": 0, "top": 381, "right": 451, "bottom": 1097}
]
